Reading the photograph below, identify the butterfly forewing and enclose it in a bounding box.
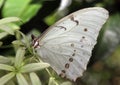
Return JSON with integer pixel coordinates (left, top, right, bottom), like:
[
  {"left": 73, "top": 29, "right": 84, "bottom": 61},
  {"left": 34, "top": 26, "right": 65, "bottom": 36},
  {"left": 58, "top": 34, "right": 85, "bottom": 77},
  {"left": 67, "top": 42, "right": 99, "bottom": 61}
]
[{"left": 35, "top": 7, "right": 109, "bottom": 81}]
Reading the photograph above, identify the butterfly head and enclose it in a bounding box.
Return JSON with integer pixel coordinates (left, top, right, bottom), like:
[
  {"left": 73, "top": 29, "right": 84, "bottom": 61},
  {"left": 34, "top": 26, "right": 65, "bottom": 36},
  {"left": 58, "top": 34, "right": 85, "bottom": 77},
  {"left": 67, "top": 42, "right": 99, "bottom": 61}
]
[{"left": 31, "top": 34, "right": 40, "bottom": 48}]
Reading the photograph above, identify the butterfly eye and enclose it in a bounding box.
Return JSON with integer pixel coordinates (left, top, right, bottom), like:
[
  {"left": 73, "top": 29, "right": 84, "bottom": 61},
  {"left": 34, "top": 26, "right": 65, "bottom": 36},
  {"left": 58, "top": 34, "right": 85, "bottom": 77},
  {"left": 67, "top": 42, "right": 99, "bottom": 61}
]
[{"left": 31, "top": 35, "right": 40, "bottom": 48}]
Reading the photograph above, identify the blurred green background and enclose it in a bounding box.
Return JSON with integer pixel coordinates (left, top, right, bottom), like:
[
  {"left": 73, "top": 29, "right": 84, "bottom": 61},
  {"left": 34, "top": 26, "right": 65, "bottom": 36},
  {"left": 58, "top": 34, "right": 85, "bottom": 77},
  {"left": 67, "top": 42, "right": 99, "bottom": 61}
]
[{"left": 0, "top": 0, "right": 120, "bottom": 85}]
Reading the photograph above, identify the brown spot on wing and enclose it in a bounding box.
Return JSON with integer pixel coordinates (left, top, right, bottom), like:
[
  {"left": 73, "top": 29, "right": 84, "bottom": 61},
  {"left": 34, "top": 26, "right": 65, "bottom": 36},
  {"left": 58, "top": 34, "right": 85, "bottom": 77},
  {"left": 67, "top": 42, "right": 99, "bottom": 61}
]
[
  {"left": 65, "top": 63, "right": 70, "bottom": 69},
  {"left": 80, "top": 36, "right": 85, "bottom": 42},
  {"left": 59, "top": 73, "right": 66, "bottom": 78},
  {"left": 81, "top": 45, "right": 84, "bottom": 48},
  {"left": 61, "top": 70, "right": 66, "bottom": 73},
  {"left": 56, "top": 26, "right": 67, "bottom": 30},
  {"left": 84, "top": 28, "right": 88, "bottom": 32},
  {"left": 69, "top": 58, "right": 73, "bottom": 62},
  {"left": 71, "top": 43, "right": 74, "bottom": 47},
  {"left": 82, "top": 36, "right": 85, "bottom": 39},
  {"left": 70, "top": 16, "right": 79, "bottom": 25},
  {"left": 72, "top": 53, "right": 75, "bottom": 56},
  {"left": 74, "top": 50, "right": 76, "bottom": 52}
]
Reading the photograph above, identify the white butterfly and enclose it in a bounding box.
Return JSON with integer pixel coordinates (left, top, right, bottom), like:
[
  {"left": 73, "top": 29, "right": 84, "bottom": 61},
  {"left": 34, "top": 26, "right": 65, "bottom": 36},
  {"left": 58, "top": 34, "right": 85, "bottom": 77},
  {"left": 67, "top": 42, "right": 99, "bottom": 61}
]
[{"left": 32, "top": 7, "right": 109, "bottom": 81}]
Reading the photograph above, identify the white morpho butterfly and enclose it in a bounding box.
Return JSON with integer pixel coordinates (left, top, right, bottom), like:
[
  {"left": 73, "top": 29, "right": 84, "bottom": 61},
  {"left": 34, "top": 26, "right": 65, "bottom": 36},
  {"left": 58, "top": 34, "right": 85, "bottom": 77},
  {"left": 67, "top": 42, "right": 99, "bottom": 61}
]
[{"left": 32, "top": 7, "right": 109, "bottom": 81}]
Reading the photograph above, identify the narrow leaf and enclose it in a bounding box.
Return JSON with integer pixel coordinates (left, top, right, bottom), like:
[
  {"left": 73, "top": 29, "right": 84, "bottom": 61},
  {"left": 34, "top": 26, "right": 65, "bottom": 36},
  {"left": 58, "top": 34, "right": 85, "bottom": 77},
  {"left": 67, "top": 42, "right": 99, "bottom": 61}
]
[
  {"left": 0, "top": 55, "right": 11, "bottom": 64},
  {"left": 15, "top": 47, "right": 25, "bottom": 67},
  {"left": 0, "top": 17, "right": 20, "bottom": 25},
  {"left": 30, "top": 72, "right": 42, "bottom": 85},
  {"left": 12, "top": 40, "right": 24, "bottom": 51},
  {"left": 16, "top": 31, "right": 32, "bottom": 53},
  {"left": 0, "top": 55, "right": 14, "bottom": 64},
  {"left": 0, "top": 23, "right": 20, "bottom": 37},
  {"left": 0, "top": 64, "right": 14, "bottom": 71},
  {"left": 21, "top": 63, "right": 50, "bottom": 73},
  {"left": 16, "top": 73, "right": 28, "bottom": 85},
  {"left": 0, "top": 72, "right": 15, "bottom": 85},
  {"left": 48, "top": 77, "right": 59, "bottom": 85},
  {"left": 6, "top": 80, "right": 15, "bottom": 85},
  {"left": 0, "top": 25, "right": 14, "bottom": 35},
  {"left": 0, "top": 32, "right": 8, "bottom": 39},
  {"left": 60, "top": 81, "right": 72, "bottom": 85}
]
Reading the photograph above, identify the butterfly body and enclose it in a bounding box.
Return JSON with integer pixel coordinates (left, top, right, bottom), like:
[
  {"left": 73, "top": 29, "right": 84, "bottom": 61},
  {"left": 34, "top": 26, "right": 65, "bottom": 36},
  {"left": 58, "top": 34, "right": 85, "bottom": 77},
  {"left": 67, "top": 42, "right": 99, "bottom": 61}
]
[{"left": 32, "top": 7, "right": 109, "bottom": 81}]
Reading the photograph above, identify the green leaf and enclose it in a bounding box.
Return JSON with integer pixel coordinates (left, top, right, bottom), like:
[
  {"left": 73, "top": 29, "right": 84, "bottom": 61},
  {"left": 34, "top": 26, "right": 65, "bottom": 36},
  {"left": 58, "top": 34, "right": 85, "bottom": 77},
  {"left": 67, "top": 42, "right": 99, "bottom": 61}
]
[
  {"left": 0, "top": 23, "right": 20, "bottom": 39},
  {"left": 6, "top": 80, "right": 15, "bottom": 85},
  {"left": 0, "top": 32, "right": 8, "bottom": 39},
  {"left": 48, "top": 77, "right": 59, "bottom": 85},
  {"left": 0, "top": 72, "right": 15, "bottom": 85},
  {"left": 21, "top": 63, "right": 50, "bottom": 73},
  {"left": 2, "top": 0, "right": 42, "bottom": 24},
  {"left": 0, "top": 64, "right": 14, "bottom": 71},
  {"left": 60, "top": 81, "right": 73, "bottom": 85},
  {"left": 0, "top": 0, "right": 4, "bottom": 8},
  {"left": 44, "top": 13, "right": 58, "bottom": 26},
  {"left": 12, "top": 40, "right": 25, "bottom": 51},
  {"left": 30, "top": 72, "right": 42, "bottom": 85},
  {"left": 16, "top": 31, "right": 32, "bottom": 53},
  {"left": 16, "top": 73, "right": 28, "bottom": 85},
  {"left": 14, "top": 47, "right": 25, "bottom": 67},
  {"left": 0, "top": 25, "right": 14, "bottom": 35},
  {"left": 0, "top": 17, "right": 20, "bottom": 25},
  {"left": 0, "top": 55, "right": 12, "bottom": 64}
]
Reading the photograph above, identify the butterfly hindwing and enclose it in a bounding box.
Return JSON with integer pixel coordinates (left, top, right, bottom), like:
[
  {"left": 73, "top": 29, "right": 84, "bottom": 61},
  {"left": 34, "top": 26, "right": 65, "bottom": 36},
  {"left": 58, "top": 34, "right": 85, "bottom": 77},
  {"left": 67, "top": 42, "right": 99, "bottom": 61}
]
[{"left": 35, "top": 7, "right": 109, "bottom": 81}]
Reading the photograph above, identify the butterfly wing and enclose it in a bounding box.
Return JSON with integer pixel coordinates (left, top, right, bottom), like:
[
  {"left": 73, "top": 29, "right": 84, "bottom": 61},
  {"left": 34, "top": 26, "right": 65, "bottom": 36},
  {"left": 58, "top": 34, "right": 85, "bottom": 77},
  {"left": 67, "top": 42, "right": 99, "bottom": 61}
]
[{"left": 36, "top": 7, "right": 109, "bottom": 81}]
